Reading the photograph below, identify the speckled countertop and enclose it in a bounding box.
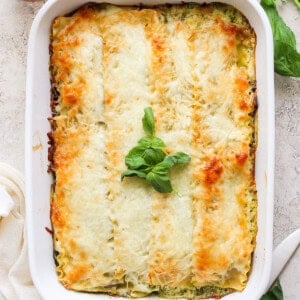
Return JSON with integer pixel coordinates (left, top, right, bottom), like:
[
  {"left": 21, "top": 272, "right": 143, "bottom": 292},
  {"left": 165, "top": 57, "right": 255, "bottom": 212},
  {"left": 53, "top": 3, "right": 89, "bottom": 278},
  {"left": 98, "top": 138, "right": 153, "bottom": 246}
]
[{"left": 0, "top": 0, "right": 299, "bottom": 299}]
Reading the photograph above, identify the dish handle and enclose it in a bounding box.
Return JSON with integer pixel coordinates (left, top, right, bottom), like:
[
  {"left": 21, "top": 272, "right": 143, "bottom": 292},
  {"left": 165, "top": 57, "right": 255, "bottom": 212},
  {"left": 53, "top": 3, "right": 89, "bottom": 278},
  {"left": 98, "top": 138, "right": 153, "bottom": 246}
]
[{"left": 266, "top": 228, "right": 300, "bottom": 291}]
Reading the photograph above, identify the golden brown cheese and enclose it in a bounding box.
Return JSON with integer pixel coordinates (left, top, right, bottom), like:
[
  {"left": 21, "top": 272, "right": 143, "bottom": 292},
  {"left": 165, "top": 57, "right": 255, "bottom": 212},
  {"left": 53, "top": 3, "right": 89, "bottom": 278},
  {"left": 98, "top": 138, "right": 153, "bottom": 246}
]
[{"left": 50, "top": 3, "right": 257, "bottom": 298}]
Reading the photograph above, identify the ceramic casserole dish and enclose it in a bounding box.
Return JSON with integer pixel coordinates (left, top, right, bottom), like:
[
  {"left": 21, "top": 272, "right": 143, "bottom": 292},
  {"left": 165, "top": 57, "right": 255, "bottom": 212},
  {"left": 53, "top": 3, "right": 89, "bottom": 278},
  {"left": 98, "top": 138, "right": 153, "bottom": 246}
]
[{"left": 25, "top": 0, "right": 275, "bottom": 299}]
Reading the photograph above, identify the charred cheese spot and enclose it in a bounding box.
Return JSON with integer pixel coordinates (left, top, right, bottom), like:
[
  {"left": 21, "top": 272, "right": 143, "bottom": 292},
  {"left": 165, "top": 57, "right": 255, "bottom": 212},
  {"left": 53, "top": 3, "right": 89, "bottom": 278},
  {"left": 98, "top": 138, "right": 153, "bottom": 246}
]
[
  {"left": 66, "top": 264, "right": 89, "bottom": 283},
  {"left": 235, "top": 151, "right": 248, "bottom": 165},
  {"left": 219, "top": 21, "right": 241, "bottom": 35},
  {"left": 51, "top": 199, "right": 67, "bottom": 228},
  {"left": 236, "top": 76, "right": 249, "bottom": 93},
  {"left": 152, "top": 37, "right": 164, "bottom": 52},
  {"left": 104, "top": 92, "right": 114, "bottom": 105},
  {"left": 227, "top": 36, "right": 236, "bottom": 47},
  {"left": 53, "top": 126, "right": 88, "bottom": 169},
  {"left": 78, "top": 5, "right": 95, "bottom": 19},
  {"left": 204, "top": 157, "right": 224, "bottom": 185},
  {"left": 196, "top": 249, "right": 229, "bottom": 273},
  {"left": 239, "top": 99, "right": 249, "bottom": 111},
  {"left": 61, "top": 82, "right": 84, "bottom": 107}
]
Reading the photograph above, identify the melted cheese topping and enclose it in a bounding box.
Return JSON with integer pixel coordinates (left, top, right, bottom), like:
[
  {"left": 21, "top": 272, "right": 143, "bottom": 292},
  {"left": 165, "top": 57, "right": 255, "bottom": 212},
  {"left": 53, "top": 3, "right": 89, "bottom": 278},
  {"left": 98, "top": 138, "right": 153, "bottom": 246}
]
[{"left": 50, "top": 3, "right": 257, "bottom": 298}]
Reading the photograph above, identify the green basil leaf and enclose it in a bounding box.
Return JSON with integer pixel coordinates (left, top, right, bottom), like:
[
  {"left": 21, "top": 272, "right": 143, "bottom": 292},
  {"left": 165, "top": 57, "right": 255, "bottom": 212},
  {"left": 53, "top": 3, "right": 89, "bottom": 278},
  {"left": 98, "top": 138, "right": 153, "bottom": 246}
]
[
  {"left": 121, "top": 169, "right": 147, "bottom": 180},
  {"left": 167, "top": 152, "right": 191, "bottom": 165},
  {"left": 260, "top": 0, "right": 277, "bottom": 6},
  {"left": 145, "top": 152, "right": 190, "bottom": 193},
  {"left": 151, "top": 152, "right": 191, "bottom": 174},
  {"left": 125, "top": 146, "right": 148, "bottom": 170},
  {"left": 260, "top": 279, "right": 283, "bottom": 300},
  {"left": 143, "top": 148, "right": 166, "bottom": 165},
  {"left": 146, "top": 169, "right": 173, "bottom": 193},
  {"left": 138, "top": 136, "right": 165, "bottom": 148},
  {"left": 294, "top": 0, "right": 300, "bottom": 9},
  {"left": 121, "top": 107, "right": 191, "bottom": 193},
  {"left": 142, "top": 107, "right": 155, "bottom": 136},
  {"left": 262, "top": 2, "right": 295, "bottom": 48},
  {"left": 261, "top": 1, "right": 300, "bottom": 77},
  {"left": 154, "top": 159, "right": 173, "bottom": 170},
  {"left": 274, "top": 41, "right": 300, "bottom": 76},
  {"left": 151, "top": 163, "right": 170, "bottom": 174}
]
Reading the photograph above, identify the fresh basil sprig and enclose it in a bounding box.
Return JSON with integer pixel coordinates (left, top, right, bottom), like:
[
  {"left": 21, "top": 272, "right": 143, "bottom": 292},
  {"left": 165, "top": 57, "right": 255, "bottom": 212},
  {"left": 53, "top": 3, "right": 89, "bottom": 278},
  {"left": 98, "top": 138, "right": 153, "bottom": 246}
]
[
  {"left": 260, "top": 279, "right": 283, "bottom": 300},
  {"left": 261, "top": 0, "right": 300, "bottom": 77},
  {"left": 121, "top": 107, "right": 191, "bottom": 193}
]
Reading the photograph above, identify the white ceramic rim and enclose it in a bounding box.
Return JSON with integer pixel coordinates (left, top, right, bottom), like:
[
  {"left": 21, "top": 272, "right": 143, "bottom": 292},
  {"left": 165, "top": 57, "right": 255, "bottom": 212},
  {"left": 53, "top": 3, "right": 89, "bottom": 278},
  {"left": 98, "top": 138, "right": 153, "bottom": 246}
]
[{"left": 25, "top": 0, "right": 275, "bottom": 299}]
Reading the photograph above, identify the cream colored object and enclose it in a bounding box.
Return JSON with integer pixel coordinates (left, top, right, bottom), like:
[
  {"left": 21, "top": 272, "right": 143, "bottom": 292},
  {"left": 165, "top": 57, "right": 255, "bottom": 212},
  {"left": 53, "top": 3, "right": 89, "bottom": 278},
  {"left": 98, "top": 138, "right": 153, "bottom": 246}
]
[
  {"left": 0, "top": 163, "right": 39, "bottom": 300},
  {"left": 0, "top": 187, "right": 14, "bottom": 217}
]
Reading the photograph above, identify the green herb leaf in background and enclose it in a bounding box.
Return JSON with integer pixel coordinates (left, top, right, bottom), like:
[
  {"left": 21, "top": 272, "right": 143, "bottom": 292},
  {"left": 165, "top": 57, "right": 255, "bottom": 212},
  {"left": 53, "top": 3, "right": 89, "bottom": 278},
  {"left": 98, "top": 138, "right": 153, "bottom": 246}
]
[
  {"left": 294, "top": 0, "right": 300, "bottom": 9},
  {"left": 121, "top": 107, "right": 191, "bottom": 193},
  {"left": 274, "top": 40, "right": 300, "bottom": 76},
  {"left": 262, "top": 0, "right": 277, "bottom": 5},
  {"left": 261, "top": 0, "right": 300, "bottom": 76},
  {"left": 260, "top": 279, "right": 283, "bottom": 300}
]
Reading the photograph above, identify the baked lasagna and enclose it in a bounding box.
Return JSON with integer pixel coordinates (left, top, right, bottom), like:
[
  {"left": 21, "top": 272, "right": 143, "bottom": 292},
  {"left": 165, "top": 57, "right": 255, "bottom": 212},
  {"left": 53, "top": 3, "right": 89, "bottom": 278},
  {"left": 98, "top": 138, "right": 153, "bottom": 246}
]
[{"left": 49, "top": 3, "right": 257, "bottom": 298}]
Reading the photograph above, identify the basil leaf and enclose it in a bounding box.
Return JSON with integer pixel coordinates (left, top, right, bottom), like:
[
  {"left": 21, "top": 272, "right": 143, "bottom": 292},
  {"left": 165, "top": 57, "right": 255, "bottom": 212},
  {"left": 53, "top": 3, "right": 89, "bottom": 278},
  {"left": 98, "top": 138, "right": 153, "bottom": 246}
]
[
  {"left": 147, "top": 150, "right": 190, "bottom": 174},
  {"left": 125, "top": 146, "right": 148, "bottom": 170},
  {"left": 145, "top": 152, "right": 191, "bottom": 192},
  {"left": 121, "top": 169, "right": 147, "bottom": 180},
  {"left": 143, "top": 148, "right": 166, "bottom": 165},
  {"left": 260, "top": 279, "right": 283, "bottom": 300},
  {"left": 274, "top": 40, "right": 300, "bottom": 76},
  {"left": 167, "top": 152, "right": 191, "bottom": 165},
  {"left": 142, "top": 107, "right": 155, "bottom": 136},
  {"left": 121, "top": 107, "right": 191, "bottom": 193},
  {"left": 261, "top": 1, "right": 295, "bottom": 48},
  {"left": 260, "top": 0, "right": 277, "bottom": 6},
  {"left": 261, "top": 0, "right": 300, "bottom": 77},
  {"left": 138, "top": 136, "right": 165, "bottom": 148},
  {"left": 294, "top": 0, "right": 300, "bottom": 9},
  {"left": 146, "top": 169, "right": 173, "bottom": 193},
  {"left": 157, "top": 152, "right": 191, "bottom": 169}
]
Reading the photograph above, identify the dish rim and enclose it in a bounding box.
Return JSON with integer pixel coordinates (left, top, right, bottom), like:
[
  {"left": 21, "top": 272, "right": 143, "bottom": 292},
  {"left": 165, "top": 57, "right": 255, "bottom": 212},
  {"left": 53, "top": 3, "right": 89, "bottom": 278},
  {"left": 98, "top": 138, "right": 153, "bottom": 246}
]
[{"left": 25, "top": 0, "right": 275, "bottom": 299}]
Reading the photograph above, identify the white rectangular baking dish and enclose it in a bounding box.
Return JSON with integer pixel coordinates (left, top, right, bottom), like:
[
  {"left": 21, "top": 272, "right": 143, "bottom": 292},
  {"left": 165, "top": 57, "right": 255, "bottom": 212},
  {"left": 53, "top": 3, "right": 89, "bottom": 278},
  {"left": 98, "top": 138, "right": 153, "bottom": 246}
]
[{"left": 25, "top": 0, "right": 275, "bottom": 299}]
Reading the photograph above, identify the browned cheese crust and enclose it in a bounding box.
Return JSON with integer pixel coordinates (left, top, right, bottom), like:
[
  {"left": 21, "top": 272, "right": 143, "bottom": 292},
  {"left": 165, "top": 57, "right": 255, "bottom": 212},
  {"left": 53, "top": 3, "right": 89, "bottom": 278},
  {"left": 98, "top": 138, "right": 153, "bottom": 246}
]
[{"left": 50, "top": 3, "right": 257, "bottom": 298}]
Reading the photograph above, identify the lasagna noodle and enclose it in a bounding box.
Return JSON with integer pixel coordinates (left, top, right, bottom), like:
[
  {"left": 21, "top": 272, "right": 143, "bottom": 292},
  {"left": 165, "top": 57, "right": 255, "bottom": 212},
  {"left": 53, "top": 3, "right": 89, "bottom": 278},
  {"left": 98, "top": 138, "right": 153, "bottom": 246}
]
[
  {"left": 146, "top": 11, "right": 194, "bottom": 288},
  {"left": 50, "top": 3, "right": 257, "bottom": 298},
  {"left": 188, "top": 12, "right": 257, "bottom": 289},
  {"left": 51, "top": 9, "right": 116, "bottom": 290},
  {"left": 51, "top": 123, "right": 115, "bottom": 290},
  {"left": 100, "top": 12, "right": 154, "bottom": 294}
]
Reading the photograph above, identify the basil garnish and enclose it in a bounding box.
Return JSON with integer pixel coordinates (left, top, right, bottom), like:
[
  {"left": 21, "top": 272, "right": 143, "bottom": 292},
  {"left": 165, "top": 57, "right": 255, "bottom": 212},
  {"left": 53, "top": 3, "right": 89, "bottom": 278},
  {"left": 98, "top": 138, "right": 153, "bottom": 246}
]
[
  {"left": 121, "top": 107, "right": 191, "bottom": 193},
  {"left": 260, "top": 279, "right": 283, "bottom": 300},
  {"left": 142, "top": 107, "right": 155, "bottom": 136}
]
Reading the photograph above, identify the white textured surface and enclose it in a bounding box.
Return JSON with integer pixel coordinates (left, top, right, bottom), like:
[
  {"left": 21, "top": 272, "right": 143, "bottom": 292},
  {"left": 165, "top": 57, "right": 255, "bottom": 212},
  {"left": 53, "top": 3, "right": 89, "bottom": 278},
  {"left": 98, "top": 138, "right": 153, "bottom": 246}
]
[
  {"left": 0, "top": 186, "right": 14, "bottom": 217},
  {"left": 0, "top": 0, "right": 299, "bottom": 299}
]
